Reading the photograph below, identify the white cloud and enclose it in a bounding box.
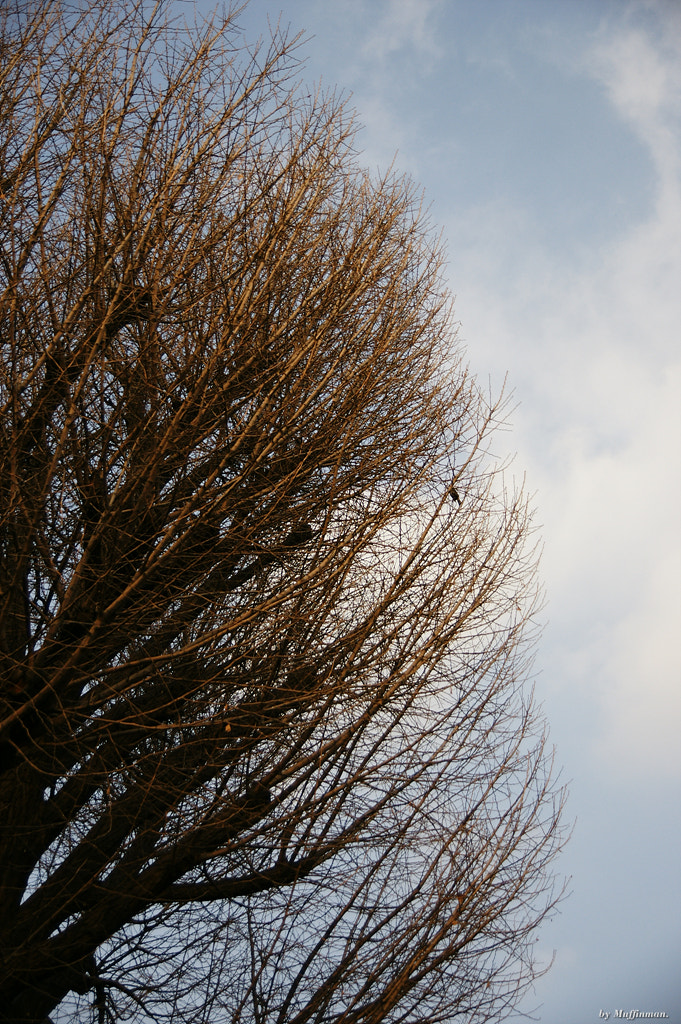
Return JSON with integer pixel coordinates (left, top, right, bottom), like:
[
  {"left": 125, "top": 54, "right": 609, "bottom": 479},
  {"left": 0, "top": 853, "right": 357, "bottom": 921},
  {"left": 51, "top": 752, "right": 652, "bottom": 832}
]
[
  {"left": 446, "top": 11, "right": 681, "bottom": 781},
  {"left": 358, "top": 0, "right": 443, "bottom": 64},
  {"left": 589, "top": 16, "right": 681, "bottom": 125},
  {"left": 560, "top": 13, "right": 681, "bottom": 777},
  {"left": 588, "top": 16, "right": 681, "bottom": 210}
]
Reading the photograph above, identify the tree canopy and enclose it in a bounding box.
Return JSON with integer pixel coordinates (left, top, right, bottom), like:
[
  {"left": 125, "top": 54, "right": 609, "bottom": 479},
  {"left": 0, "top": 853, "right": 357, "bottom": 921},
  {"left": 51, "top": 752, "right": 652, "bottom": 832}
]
[{"left": 0, "top": 2, "right": 566, "bottom": 1022}]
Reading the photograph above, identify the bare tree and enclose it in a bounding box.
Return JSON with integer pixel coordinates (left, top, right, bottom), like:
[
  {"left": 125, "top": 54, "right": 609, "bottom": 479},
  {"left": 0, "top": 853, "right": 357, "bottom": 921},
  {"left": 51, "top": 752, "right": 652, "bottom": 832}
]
[{"left": 0, "top": 3, "right": 566, "bottom": 1022}]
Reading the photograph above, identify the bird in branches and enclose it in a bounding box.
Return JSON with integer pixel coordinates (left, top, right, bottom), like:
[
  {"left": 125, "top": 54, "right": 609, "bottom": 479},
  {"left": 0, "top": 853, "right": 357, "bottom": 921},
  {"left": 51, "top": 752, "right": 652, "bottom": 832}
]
[{"left": 283, "top": 523, "right": 313, "bottom": 547}]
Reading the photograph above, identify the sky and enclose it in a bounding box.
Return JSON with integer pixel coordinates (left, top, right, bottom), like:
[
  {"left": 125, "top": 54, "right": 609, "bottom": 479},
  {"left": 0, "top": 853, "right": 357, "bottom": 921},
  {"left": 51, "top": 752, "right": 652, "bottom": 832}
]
[{"left": 199, "top": 1, "right": 681, "bottom": 1020}]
